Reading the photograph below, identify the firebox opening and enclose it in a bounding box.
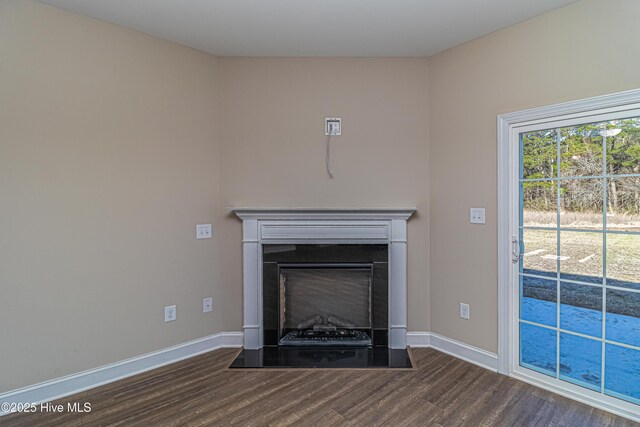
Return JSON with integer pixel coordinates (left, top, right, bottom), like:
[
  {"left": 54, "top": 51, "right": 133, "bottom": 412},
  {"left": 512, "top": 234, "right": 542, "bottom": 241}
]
[{"left": 278, "top": 265, "right": 373, "bottom": 347}]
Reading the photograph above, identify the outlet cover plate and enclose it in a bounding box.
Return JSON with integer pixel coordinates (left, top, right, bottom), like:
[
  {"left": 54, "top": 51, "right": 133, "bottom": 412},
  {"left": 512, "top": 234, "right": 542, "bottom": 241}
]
[
  {"left": 165, "top": 305, "right": 176, "bottom": 322},
  {"left": 203, "top": 297, "right": 213, "bottom": 313},
  {"left": 470, "top": 208, "right": 485, "bottom": 224},
  {"left": 460, "top": 303, "right": 470, "bottom": 320}
]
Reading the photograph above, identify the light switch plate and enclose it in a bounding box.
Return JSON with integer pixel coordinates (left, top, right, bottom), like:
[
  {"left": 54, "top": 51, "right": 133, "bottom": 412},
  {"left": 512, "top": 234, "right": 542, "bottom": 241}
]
[
  {"left": 196, "top": 224, "right": 212, "bottom": 239},
  {"left": 470, "top": 208, "right": 485, "bottom": 224}
]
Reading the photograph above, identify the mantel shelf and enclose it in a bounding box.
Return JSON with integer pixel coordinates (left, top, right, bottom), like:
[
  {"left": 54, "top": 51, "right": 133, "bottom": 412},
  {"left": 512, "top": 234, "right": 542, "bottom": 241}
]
[{"left": 229, "top": 207, "right": 416, "bottom": 221}]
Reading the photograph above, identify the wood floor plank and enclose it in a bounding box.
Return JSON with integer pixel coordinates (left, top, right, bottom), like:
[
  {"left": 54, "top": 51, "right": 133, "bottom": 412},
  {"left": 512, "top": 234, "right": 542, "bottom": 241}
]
[{"left": 2, "top": 348, "right": 636, "bottom": 426}]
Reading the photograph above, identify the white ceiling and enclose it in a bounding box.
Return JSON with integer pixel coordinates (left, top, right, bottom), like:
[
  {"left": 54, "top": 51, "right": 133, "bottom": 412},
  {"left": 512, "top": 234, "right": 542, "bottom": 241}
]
[{"left": 39, "top": 0, "right": 578, "bottom": 57}]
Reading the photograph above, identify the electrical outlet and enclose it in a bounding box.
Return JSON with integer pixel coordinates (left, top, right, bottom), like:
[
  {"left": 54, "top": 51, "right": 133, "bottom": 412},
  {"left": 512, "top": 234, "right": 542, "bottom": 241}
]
[
  {"left": 203, "top": 297, "right": 213, "bottom": 313},
  {"left": 470, "top": 208, "right": 485, "bottom": 224},
  {"left": 325, "top": 117, "right": 341, "bottom": 136},
  {"left": 460, "top": 303, "right": 470, "bottom": 320},
  {"left": 165, "top": 305, "right": 176, "bottom": 322},
  {"left": 196, "top": 224, "right": 212, "bottom": 239}
]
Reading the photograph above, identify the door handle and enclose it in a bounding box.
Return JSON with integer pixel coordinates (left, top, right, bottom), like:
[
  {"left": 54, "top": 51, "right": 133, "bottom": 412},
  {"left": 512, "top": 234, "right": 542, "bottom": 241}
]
[{"left": 512, "top": 236, "right": 522, "bottom": 263}]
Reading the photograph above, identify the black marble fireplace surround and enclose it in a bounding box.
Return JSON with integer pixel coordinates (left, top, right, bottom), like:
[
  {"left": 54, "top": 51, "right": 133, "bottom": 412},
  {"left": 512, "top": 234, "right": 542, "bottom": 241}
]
[{"left": 229, "top": 244, "right": 413, "bottom": 369}]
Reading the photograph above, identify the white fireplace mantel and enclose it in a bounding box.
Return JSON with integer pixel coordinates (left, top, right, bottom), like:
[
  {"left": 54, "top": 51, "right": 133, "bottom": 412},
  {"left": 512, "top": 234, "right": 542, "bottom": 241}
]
[{"left": 231, "top": 207, "right": 415, "bottom": 350}]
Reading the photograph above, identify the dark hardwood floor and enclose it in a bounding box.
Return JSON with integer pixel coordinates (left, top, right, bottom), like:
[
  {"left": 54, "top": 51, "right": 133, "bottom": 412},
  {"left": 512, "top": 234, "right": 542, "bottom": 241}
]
[{"left": 2, "top": 348, "right": 636, "bottom": 426}]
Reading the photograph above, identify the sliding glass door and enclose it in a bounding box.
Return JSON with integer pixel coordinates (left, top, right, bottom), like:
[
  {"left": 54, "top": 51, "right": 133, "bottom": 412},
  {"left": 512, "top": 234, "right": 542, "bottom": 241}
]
[{"left": 517, "top": 114, "right": 640, "bottom": 406}]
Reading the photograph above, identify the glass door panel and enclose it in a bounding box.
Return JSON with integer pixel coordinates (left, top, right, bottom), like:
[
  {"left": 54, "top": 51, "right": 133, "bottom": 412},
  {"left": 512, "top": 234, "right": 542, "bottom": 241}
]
[
  {"left": 518, "top": 117, "right": 640, "bottom": 407},
  {"left": 521, "top": 276, "right": 556, "bottom": 327},
  {"left": 559, "top": 231, "right": 603, "bottom": 283},
  {"left": 559, "top": 282, "right": 602, "bottom": 338},
  {"left": 520, "top": 323, "right": 557, "bottom": 377},
  {"left": 605, "top": 344, "right": 640, "bottom": 404},
  {"left": 521, "top": 229, "right": 557, "bottom": 278},
  {"left": 606, "top": 234, "right": 640, "bottom": 289},
  {"left": 605, "top": 289, "right": 640, "bottom": 348},
  {"left": 559, "top": 179, "right": 604, "bottom": 230},
  {"left": 560, "top": 333, "right": 602, "bottom": 391}
]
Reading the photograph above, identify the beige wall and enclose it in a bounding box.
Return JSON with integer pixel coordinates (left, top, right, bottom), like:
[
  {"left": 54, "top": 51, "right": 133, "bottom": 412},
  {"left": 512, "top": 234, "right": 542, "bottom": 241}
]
[
  {"left": 0, "top": 3, "right": 430, "bottom": 392},
  {"left": 0, "top": 0, "right": 225, "bottom": 392},
  {"left": 428, "top": 0, "right": 640, "bottom": 352},
  {"left": 218, "top": 58, "right": 431, "bottom": 333},
  {"left": 4, "top": 0, "right": 640, "bottom": 394}
]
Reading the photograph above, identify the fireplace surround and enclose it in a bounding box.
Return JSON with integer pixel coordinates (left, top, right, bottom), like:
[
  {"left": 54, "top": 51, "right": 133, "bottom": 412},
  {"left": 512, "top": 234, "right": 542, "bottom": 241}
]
[{"left": 232, "top": 208, "right": 415, "bottom": 350}]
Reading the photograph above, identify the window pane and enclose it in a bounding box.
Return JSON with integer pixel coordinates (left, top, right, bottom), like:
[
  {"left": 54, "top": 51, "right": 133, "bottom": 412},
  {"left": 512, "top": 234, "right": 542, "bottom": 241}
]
[
  {"left": 605, "top": 118, "right": 640, "bottom": 177},
  {"left": 560, "top": 333, "right": 602, "bottom": 391},
  {"left": 560, "top": 179, "right": 604, "bottom": 230},
  {"left": 522, "top": 182, "right": 557, "bottom": 228},
  {"left": 521, "top": 129, "right": 557, "bottom": 180},
  {"left": 606, "top": 233, "right": 640, "bottom": 290},
  {"left": 560, "top": 282, "right": 602, "bottom": 338},
  {"left": 606, "top": 177, "right": 640, "bottom": 232},
  {"left": 560, "top": 124, "right": 604, "bottom": 177},
  {"left": 605, "top": 343, "right": 640, "bottom": 405},
  {"left": 520, "top": 322, "right": 557, "bottom": 376},
  {"left": 522, "top": 229, "right": 557, "bottom": 278},
  {"left": 606, "top": 289, "right": 640, "bottom": 348},
  {"left": 559, "top": 231, "right": 603, "bottom": 284},
  {"left": 521, "top": 276, "right": 557, "bottom": 327}
]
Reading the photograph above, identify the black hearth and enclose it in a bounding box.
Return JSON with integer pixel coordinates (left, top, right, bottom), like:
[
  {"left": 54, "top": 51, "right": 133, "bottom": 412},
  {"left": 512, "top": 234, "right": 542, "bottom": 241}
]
[{"left": 228, "top": 346, "right": 414, "bottom": 369}]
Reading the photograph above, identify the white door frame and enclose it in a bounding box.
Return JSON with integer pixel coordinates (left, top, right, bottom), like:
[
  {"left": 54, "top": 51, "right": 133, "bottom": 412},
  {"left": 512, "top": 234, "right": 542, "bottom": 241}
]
[{"left": 497, "top": 88, "right": 640, "bottom": 422}]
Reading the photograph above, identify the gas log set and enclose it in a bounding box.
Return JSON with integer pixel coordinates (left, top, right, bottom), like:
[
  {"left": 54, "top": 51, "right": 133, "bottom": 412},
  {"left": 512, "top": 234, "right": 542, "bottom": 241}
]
[{"left": 279, "top": 314, "right": 372, "bottom": 346}]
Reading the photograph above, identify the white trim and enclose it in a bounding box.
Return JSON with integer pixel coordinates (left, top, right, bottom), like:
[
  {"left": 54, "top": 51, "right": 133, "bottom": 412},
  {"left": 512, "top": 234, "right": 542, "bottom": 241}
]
[
  {"left": 497, "top": 88, "right": 640, "bottom": 126},
  {"left": 406, "top": 331, "right": 431, "bottom": 347},
  {"left": 497, "top": 110, "right": 511, "bottom": 375},
  {"left": 429, "top": 333, "right": 498, "bottom": 372},
  {"left": 0, "top": 332, "right": 242, "bottom": 417},
  {"left": 406, "top": 332, "right": 498, "bottom": 372}
]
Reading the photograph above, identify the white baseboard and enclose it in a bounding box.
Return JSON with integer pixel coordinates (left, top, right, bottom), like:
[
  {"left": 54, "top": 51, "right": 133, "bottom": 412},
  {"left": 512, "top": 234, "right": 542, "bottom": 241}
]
[
  {"left": 407, "top": 331, "right": 498, "bottom": 372},
  {"left": 0, "top": 332, "right": 242, "bottom": 417},
  {"left": 1, "top": 330, "right": 495, "bottom": 417},
  {"left": 406, "top": 331, "right": 431, "bottom": 347},
  {"left": 6, "top": 331, "right": 634, "bottom": 422}
]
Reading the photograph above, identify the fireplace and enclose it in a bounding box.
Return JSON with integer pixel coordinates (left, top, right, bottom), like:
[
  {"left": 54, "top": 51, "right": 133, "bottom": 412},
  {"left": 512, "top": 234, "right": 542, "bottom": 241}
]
[
  {"left": 278, "top": 265, "right": 373, "bottom": 347},
  {"left": 232, "top": 208, "right": 414, "bottom": 350},
  {"left": 263, "top": 245, "right": 389, "bottom": 347}
]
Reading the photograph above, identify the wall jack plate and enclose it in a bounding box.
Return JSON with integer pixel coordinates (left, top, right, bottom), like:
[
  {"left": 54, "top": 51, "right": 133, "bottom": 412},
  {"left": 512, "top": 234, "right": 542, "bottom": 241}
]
[{"left": 325, "top": 117, "right": 341, "bottom": 136}]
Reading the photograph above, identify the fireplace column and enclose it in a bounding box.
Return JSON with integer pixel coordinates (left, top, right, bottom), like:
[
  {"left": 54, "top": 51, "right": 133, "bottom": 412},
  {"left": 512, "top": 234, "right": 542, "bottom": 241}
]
[
  {"left": 389, "top": 218, "right": 408, "bottom": 349},
  {"left": 241, "top": 218, "right": 262, "bottom": 349}
]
